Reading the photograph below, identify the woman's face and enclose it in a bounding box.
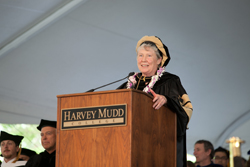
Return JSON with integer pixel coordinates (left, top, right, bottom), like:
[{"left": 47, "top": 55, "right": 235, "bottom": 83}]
[{"left": 137, "top": 46, "right": 162, "bottom": 77}]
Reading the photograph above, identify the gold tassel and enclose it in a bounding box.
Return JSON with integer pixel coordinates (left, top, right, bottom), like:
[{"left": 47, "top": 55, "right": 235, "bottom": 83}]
[{"left": 12, "top": 143, "right": 22, "bottom": 163}]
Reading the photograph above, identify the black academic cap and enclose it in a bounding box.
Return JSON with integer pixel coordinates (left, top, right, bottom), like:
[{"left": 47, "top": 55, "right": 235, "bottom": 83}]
[
  {"left": 247, "top": 150, "right": 250, "bottom": 155},
  {"left": 0, "top": 131, "right": 24, "bottom": 145},
  {"left": 214, "top": 146, "right": 229, "bottom": 158},
  {"left": 21, "top": 148, "right": 37, "bottom": 157},
  {"left": 37, "top": 119, "right": 57, "bottom": 131}
]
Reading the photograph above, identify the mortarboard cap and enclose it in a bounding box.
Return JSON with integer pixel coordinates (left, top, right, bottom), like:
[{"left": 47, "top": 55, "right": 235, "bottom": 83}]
[
  {"left": 0, "top": 131, "right": 23, "bottom": 145},
  {"left": 21, "top": 148, "right": 37, "bottom": 157},
  {"left": 37, "top": 119, "right": 57, "bottom": 131}
]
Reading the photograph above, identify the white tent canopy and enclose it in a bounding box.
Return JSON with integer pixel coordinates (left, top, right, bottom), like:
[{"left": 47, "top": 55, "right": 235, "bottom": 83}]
[{"left": 0, "top": 0, "right": 250, "bottom": 159}]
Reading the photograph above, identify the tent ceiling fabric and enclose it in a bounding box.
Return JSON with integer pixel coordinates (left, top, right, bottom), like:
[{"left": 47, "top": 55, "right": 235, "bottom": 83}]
[{"left": 0, "top": 0, "right": 250, "bottom": 159}]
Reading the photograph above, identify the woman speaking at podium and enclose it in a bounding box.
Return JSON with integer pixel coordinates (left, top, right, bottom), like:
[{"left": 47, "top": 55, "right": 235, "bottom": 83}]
[{"left": 117, "top": 36, "right": 193, "bottom": 167}]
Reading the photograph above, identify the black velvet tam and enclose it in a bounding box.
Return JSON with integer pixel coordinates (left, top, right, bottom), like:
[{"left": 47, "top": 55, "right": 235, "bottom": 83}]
[
  {"left": 21, "top": 148, "right": 37, "bottom": 157},
  {"left": 37, "top": 119, "right": 57, "bottom": 131},
  {"left": 0, "top": 131, "right": 24, "bottom": 145}
]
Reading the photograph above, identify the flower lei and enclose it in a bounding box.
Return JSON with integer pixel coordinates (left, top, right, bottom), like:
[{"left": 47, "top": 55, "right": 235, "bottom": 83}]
[{"left": 126, "top": 66, "right": 165, "bottom": 93}]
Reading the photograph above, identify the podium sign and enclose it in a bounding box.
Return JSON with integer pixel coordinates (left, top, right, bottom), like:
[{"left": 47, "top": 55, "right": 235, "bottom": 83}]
[{"left": 61, "top": 104, "right": 127, "bottom": 130}]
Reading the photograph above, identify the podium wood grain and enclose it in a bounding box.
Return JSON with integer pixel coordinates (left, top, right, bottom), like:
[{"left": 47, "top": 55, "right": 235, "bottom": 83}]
[{"left": 57, "top": 89, "right": 176, "bottom": 167}]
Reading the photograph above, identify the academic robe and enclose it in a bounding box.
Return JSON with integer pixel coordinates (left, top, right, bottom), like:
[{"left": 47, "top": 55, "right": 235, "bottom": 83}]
[
  {"left": 0, "top": 157, "right": 26, "bottom": 167},
  {"left": 25, "top": 150, "right": 55, "bottom": 167},
  {"left": 117, "top": 72, "right": 193, "bottom": 167}
]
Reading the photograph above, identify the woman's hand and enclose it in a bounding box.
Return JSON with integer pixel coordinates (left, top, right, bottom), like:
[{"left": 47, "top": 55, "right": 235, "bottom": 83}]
[{"left": 150, "top": 89, "right": 167, "bottom": 110}]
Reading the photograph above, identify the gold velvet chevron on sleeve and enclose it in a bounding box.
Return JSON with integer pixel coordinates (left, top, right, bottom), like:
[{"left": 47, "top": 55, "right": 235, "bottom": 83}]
[{"left": 179, "top": 94, "right": 193, "bottom": 127}]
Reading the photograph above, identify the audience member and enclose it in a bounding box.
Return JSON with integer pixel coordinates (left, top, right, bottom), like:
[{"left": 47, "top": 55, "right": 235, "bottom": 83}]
[
  {"left": 25, "top": 119, "right": 56, "bottom": 167},
  {"left": 242, "top": 156, "right": 247, "bottom": 166},
  {"left": 0, "top": 131, "right": 27, "bottom": 167},
  {"left": 19, "top": 148, "right": 37, "bottom": 161},
  {"left": 194, "top": 161, "right": 200, "bottom": 166},
  {"left": 213, "top": 147, "right": 229, "bottom": 167},
  {"left": 187, "top": 160, "right": 196, "bottom": 167},
  {"left": 193, "top": 140, "right": 222, "bottom": 167},
  {"left": 234, "top": 156, "right": 246, "bottom": 167},
  {"left": 246, "top": 150, "right": 250, "bottom": 167}
]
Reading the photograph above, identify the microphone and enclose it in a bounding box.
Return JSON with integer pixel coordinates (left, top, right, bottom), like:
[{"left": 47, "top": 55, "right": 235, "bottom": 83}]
[{"left": 85, "top": 72, "right": 135, "bottom": 92}]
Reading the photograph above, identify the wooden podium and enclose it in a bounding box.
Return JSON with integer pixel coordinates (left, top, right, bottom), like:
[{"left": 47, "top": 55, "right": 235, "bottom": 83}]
[{"left": 56, "top": 89, "right": 177, "bottom": 167}]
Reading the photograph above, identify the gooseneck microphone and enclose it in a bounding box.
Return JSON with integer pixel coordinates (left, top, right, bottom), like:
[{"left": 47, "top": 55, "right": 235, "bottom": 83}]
[{"left": 85, "top": 72, "right": 135, "bottom": 92}]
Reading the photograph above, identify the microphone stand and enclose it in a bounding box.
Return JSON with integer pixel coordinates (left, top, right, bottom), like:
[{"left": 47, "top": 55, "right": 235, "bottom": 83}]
[{"left": 85, "top": 73, "right": 134, "bottom": 92}]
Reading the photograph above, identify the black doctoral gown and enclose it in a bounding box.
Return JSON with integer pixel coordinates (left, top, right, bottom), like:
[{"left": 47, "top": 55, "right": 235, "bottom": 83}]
[
  {"left": 117, "top": 72, "right": 191, "bottom": 167},
  {"left": 25, "top": 150, "right": 55, "bottom": 167}
]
